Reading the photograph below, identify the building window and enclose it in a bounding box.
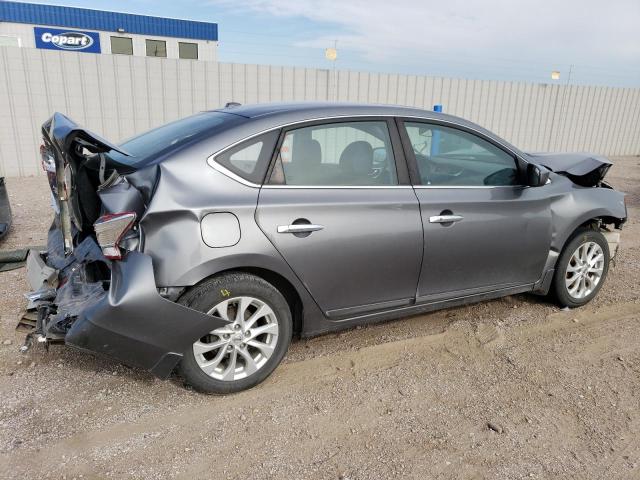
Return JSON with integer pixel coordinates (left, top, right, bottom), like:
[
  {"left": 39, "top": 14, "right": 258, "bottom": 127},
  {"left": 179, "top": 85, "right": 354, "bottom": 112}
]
[
  {"left": 179, "top": 42, "right": 198, "bottom": 59},
  {"left": 0, "top": 35, "right": 21, "bottom": 48},
  {"left": 146, "top": 39, "right": 167, "bottom": 57},
  {"left": 110, "top": 36, "right": 133, "bottom": 55}
]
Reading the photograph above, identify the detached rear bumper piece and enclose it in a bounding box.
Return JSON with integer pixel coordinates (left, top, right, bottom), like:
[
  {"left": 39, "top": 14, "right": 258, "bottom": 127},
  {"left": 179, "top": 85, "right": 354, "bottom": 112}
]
[{"left": 25, "top": 250, "right": 229, "bottom": 378}]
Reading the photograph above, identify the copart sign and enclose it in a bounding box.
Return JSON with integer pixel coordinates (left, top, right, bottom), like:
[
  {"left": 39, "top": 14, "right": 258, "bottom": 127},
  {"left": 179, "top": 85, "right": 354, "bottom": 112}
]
[{"left": 34, "top": 27, "right": 101, "bottom": 53}]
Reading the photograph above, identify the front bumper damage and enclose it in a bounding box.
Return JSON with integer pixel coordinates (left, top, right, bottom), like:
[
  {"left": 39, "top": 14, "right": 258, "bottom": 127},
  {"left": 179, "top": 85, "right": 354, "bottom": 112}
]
[{"left": 22, "top": 245, "right": 229, "bottom": 378}]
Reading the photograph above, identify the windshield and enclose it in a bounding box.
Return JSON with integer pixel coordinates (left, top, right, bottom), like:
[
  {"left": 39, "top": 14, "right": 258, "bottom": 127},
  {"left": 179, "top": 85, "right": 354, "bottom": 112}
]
[{"left": 108, "top": 111, "right": 241, "bottom": 166}]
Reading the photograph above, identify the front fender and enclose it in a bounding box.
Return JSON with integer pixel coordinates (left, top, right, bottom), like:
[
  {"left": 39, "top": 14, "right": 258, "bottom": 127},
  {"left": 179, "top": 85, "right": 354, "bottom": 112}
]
[{"left": 551, "top": 184, "right": 627, "bottom": 253}]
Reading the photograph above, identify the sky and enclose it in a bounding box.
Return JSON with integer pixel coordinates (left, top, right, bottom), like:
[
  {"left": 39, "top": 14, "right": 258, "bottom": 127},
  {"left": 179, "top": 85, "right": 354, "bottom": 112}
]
[{"left": 25, "top": 0, "right": 640, "bottom": 87}]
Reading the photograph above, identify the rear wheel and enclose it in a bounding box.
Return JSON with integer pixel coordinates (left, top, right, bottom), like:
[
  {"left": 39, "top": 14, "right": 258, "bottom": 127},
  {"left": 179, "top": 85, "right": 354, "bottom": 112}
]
[
  {"left": 178, "top": 272, "right": 292, "bottom": 394},
  {"left": 552, "top": 228, "right": 610, "bottom": 308}
]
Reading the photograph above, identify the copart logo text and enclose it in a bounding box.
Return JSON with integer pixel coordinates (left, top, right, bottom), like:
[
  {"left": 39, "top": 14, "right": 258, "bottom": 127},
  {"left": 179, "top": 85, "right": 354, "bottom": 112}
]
[{"left": 40, "top": 31, "right": 94, "bottom": 50}]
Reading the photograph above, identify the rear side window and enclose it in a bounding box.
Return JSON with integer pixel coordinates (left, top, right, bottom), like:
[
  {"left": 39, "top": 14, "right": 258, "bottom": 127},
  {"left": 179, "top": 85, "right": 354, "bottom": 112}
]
[{"left": 214, "top": 130, "right": 279, "bottom": 184}]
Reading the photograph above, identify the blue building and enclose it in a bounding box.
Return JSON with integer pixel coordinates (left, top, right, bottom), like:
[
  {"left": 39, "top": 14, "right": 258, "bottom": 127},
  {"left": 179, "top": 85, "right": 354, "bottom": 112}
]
[{"left": 0, "top": 1, "right": 219, "bottom": 60}]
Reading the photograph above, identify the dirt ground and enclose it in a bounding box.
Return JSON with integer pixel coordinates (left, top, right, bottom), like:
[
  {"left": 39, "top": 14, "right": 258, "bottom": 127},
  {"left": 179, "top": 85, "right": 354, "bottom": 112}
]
[{"left": 0, "top": 157, "right": 639, "bottom": 480}]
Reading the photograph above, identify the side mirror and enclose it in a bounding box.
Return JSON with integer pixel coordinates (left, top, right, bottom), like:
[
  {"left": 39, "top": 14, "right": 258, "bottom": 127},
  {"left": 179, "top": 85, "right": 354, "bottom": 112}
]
[{"left": 527, "top": 163, "right": 550, "bottom": 187}]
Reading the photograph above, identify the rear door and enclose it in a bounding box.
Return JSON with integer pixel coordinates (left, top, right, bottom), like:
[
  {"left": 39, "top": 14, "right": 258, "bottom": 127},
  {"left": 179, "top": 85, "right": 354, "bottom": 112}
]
[
  {"left": 255, "top": 119, "right": 423, "bottom": 318},
  {"left": 399, "top": 120, "right": 552, "bottom": 301}
]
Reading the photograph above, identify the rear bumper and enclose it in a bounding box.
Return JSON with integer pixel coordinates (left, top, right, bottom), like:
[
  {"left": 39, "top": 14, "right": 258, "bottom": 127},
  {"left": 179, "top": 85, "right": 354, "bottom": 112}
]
[{"left": 25, "top": 249, "right": 229, "bottom": 378}]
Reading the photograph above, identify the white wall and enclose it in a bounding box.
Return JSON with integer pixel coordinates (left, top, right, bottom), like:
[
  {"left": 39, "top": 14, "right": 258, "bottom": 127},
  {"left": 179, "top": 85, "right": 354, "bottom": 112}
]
[
  {"left": 0, "top": 23, "right": 217, "bottom": 60},
  {"left": 0, "top": 46, "right": 639, "bottom": 177}
]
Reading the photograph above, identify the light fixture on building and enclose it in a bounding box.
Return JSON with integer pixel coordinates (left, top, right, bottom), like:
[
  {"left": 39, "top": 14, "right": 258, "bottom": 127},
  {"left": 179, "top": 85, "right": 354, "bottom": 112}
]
[
  {"left": 551, "top": 71, "right": 560, "bottom": 80},
  {"left": 117, "top": 28, "right": 126, "bottom": 33}
]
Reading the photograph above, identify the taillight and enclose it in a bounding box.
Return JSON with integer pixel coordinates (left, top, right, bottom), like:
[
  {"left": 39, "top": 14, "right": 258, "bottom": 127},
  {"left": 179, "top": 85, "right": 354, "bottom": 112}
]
[{"left": 94, "top": 212, "right": 137, "bottom": 260}]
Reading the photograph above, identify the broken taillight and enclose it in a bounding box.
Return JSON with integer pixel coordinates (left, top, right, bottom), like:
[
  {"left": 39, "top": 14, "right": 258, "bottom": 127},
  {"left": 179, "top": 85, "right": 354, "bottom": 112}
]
[
  {"left": 40, "top": 144, "right": 55, "bottom": 173},
  {"left": 93, "top": 212, "right": 137, "bottom": 260}
]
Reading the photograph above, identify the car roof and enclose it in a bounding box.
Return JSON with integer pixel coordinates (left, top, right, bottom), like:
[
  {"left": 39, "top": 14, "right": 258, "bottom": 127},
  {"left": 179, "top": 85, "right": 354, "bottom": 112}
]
[
  {"left": 213, "top": 101, "right": 458, "bottom": 122},
  {"left": 208, "top": 102, "right": 523, "bottom": 157}
]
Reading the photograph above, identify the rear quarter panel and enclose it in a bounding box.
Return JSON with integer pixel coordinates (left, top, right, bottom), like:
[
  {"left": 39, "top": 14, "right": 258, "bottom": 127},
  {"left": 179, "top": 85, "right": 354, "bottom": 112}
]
[{"left": 138, "top": 137, "right": 327, "bottom": 332}]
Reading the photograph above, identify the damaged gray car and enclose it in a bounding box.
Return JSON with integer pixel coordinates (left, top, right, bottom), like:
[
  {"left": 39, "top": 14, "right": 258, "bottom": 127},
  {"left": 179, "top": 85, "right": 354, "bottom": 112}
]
[{"left": 21, "top": 103, "right": 627, "bottom": 393}]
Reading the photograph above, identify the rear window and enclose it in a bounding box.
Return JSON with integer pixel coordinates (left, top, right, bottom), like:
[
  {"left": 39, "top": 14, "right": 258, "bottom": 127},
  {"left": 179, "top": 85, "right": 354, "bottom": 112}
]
[{"left": 108, "top": 112, "right": 242, "bottom": 167}]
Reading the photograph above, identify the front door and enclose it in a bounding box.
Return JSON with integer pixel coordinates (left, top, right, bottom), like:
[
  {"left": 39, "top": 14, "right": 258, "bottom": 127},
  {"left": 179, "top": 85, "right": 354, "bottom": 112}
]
[
  {"left": 256, "top": 119, "right": 423, "bottom": 318},
  {"left": 400, "top": 120, "right": 552, "bottom": 301}
]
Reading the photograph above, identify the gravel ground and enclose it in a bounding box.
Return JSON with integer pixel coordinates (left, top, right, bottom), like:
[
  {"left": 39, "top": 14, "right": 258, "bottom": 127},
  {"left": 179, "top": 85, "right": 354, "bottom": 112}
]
[{"left": 0, "top": 156, "right": 639, "bottom": 479}]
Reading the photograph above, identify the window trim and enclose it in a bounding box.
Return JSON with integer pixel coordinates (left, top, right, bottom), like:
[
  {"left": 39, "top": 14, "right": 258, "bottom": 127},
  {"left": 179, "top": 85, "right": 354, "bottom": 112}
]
[
  {"left": 207, "top": 114, "right": 530, "bottom": 189},
  {"left": 396, "top": 118, "right": 527, "bottom": 188},
  {"left": 110, "top": 35, "right": 133, "bottom": 55},
  {"left": 263, "top": 117, "right": 410, "bottom": 188}
]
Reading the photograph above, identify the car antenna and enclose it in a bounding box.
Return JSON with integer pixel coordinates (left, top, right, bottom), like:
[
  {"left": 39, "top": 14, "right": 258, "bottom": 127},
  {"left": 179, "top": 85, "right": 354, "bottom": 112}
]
[{"left": 225, "top": 102, "right": 241, "bottom": 108}]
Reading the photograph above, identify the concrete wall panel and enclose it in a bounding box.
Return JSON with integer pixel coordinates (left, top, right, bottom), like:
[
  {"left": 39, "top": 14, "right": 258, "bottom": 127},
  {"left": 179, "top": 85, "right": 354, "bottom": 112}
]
[{"left": 0, "top": 46, "right": 638, "bottom": 176}]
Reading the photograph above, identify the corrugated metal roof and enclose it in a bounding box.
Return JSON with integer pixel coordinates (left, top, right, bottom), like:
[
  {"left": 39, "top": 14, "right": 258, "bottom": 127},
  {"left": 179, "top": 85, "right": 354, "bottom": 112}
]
[{"left": 0, "top": 2, "right": 218, "bottom": 41}]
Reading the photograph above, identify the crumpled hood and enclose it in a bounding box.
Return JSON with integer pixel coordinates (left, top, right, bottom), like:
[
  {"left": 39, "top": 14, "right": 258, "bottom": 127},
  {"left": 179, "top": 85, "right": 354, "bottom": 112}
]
[{"left": 526, "top": 152, "right": 613, "bottom": 187}]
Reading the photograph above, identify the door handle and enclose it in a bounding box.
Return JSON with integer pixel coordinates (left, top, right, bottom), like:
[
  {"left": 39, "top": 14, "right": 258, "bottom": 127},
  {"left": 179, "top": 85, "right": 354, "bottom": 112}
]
[
  {"left": 277, "top": 224, "right": 325, "bottom": 234},
  {"left": 429, "top": 214, "right": 464, "bottom": 224}
]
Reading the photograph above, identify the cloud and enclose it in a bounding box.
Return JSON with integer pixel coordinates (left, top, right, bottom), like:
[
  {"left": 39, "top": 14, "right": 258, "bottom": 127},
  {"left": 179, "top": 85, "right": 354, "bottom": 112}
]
[{"left": 210, "top": 0, "right": 640, "bottom": 70}]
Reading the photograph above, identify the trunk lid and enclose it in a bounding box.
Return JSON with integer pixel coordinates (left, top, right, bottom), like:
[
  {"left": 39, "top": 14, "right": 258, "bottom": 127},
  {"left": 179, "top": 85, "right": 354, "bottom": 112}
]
[{"left": 526, "top": 152, "right": 612, "bottom": 187}]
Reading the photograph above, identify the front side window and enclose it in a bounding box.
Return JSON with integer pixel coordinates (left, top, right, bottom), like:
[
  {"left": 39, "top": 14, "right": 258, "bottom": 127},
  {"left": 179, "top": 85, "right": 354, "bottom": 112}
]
[
  {"left": 111, "top": 36, "right": 133, "bottom": 55},
  {"left": 146, "top": 39, "right": 167, "bottom": 57},
  {"left": 179, "top": 42, "right": 198, "bottom": 59},
  {"left": 269, "top": 121, "right": 398, "bottom": 186},
  {"left": 404, "top": 122, "right": 519, "bottom": 186}
]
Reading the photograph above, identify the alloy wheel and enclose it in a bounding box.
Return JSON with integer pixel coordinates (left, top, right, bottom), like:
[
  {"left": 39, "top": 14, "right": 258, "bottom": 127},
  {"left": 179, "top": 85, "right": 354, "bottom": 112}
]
[
  {"left": 193, "top": 296, "right": 279, "bottom": 381},
  {"left": 564, "top": 241, "right": 605, "bottom": 299}
]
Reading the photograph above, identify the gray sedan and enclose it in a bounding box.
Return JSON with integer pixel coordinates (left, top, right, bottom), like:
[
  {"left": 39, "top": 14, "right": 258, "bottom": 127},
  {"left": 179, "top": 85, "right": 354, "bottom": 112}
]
[{"left": 23, "top": 103, "right": 627, "bottom": 393}]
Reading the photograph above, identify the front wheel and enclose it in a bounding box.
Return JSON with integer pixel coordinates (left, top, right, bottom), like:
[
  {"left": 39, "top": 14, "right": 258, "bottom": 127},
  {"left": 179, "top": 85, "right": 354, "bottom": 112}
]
[
  {"left": 178, "top": 272, "right": 292, "bottom": 394},
  {"left": 552, "top": 227, "right": 610, "bottom": 308}
]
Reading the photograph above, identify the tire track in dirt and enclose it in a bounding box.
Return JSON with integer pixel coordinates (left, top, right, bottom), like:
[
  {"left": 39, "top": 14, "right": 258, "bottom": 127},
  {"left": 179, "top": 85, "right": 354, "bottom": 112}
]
[{"left": 4, "top": 301, "right": 640, "bottom": 479}]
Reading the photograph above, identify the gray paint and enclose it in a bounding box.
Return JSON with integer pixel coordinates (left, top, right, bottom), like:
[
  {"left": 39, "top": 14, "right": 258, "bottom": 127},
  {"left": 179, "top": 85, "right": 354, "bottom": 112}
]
[
  {"left": 414, "top": 185, "right": 552, "bottom": 299},
  {"left": 64, "top": 251, "right": 230, "bottom": 377},
  {"left": 255, "top": 187, "right": 423, "bottom": 315},
  {"left": 135, "top": 103, "right": 626, "bottom": 339},
  {"left": 200, "top": 212, "right": 241, "bottom": 248}
]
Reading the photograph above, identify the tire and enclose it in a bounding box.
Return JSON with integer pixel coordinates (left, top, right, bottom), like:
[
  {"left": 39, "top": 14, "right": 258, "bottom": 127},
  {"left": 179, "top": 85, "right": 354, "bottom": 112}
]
[
  {"left": 552, "top": 227, "right": 610, "bottom": 308},
  {"left": 178, "top": 272, "right": 292, "bottom": 394}
]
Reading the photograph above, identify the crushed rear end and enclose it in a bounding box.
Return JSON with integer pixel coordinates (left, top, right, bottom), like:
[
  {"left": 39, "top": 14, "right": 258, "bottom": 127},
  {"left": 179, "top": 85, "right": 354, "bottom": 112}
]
[{"left": 20, "top": 113, "right": 228, "bottom": 377}]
